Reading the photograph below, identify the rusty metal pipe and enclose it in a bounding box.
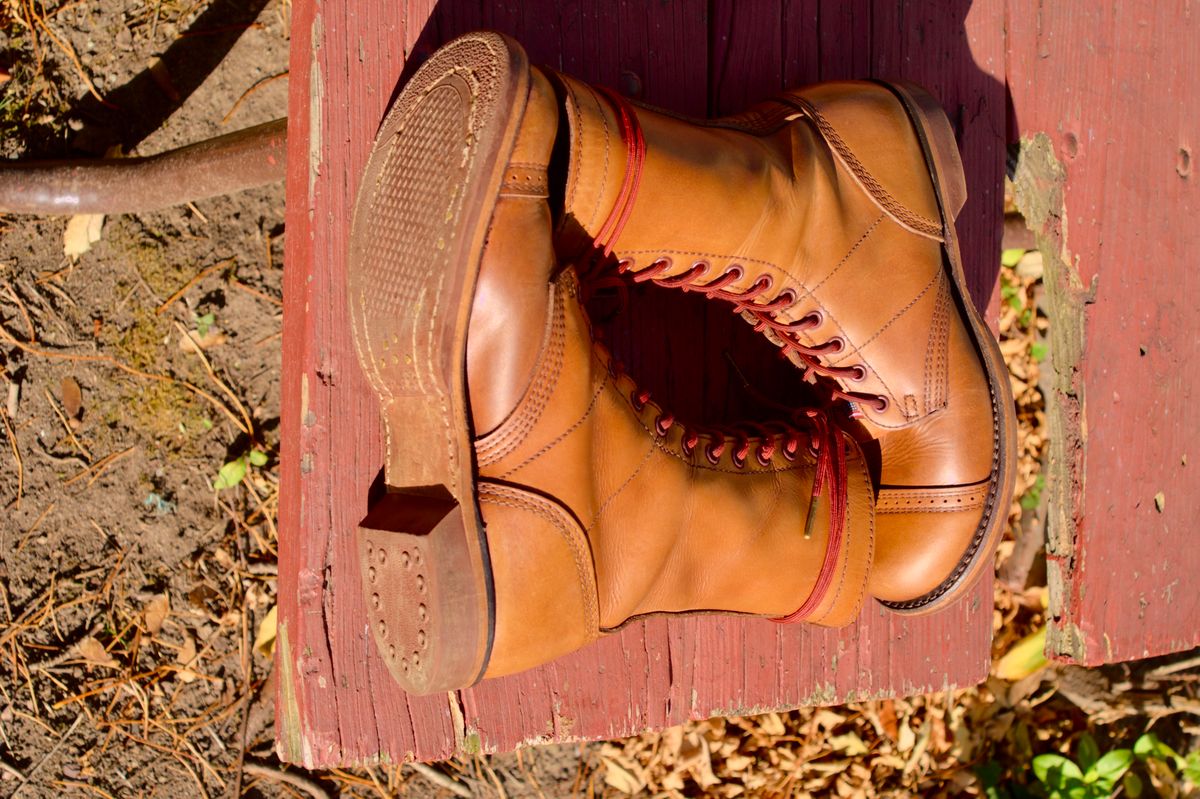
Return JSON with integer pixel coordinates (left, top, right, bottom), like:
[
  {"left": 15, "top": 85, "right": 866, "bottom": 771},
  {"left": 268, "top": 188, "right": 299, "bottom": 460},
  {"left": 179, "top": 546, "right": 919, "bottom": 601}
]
[{"left": 0, "top": 118, "right": 287, "bottom": 215}]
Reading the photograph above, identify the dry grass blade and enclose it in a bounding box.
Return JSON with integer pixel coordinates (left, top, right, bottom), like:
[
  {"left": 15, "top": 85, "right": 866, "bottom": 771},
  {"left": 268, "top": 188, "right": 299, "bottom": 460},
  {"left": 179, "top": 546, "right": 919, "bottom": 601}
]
[
  {"left": 11, "top": 712, "right": 84, "bottom": 798},
  {"left": 174, "top": 322, "right": 255, "bottom": 436},
  {"left": 243, "top": 762, "right": 331, "bottom": 799},
  {"left": 43, "top": 387, "right": 92, "bottom": 461},
  {"left": 62, "top": 445, "right": 136, "bottom": 487},
  {"left": 0, "top": 322, "right": 250, "bottom": 435},
  {"left": 29, "top": 4, "right": 113, "bottom": 108},
  {"left": 0, "top": 406, "right": 21, "bottom": 508},
  {"left": 156, "top": 258, "right": 234, "bottom": 316},
  {"left": 221, "top": 71, "right": 288, "bottom": 123},
  {"left": 2, "top": 278, "right": 37, "bottom": 343}
]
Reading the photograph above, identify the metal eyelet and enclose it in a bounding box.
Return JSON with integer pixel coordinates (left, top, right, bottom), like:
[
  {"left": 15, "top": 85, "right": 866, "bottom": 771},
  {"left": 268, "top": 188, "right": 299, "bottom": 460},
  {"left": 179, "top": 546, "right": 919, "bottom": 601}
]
[
  {"left": 705, "top": 441, "right": 725, "bottom": 465},
  {"left": 849, "top": 364, "right": 867, "bottom": 382},
  {"left": 873, "top": 395, "right": 889, "bottom": 412}
]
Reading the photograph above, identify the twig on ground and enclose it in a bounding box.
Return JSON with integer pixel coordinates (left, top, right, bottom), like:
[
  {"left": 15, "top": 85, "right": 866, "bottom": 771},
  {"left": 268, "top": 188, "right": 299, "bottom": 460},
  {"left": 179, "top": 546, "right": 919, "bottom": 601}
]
[
  {"left": 43, "top": 387, "right": 92, "bottom": 461},
  {"left": 156, "top": 258, "right": 234, "bottom": 316},
  {"left": 0, "top": 406, "right": 21, "bottom": 508},
  {"left": 2, "top": 279, "right": 37, "bottom": 343},
  {"left": 15, "top": 501, "right": 54, "bottom": 551},
  {"left": 0, "top": 322, "right": 250, "bottom": 435},
  {"left": 230, "top": 278, "right": 283, "bottom": 307},
  {"left": 222, "top": 72, "right": 288, "bottom": 123},
  {"left": 409, "top": 762, "right": 473, "bottom": 798},
  {"left": 63, "top": 445, "right": 136, "bottom": 487},
  {"left": 174, "top": 322, "right": 255, "bottom": 436},
  {"left": 242, "top": 763, "right": 331, "bottom": 799},
  {"left": 29, "top": 6, "right": 113, "bottom": 109},
  {"left": 11, "top": 712, "right": 84, "bottom": 797}
]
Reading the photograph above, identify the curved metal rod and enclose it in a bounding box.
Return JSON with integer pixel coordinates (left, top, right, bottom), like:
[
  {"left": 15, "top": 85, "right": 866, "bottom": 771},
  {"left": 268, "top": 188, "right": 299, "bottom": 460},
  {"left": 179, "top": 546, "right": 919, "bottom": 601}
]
[{"left": 0, "top": 118, "right": 287, "bottom": 215}]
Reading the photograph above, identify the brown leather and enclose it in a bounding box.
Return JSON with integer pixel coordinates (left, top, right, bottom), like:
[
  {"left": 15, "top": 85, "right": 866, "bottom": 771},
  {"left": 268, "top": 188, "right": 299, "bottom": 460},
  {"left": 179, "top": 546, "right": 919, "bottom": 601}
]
[
  {"left": 463, "top": 68, "right": 876, "bottom": 680},
  {"left": 552, "top": 72, "right": 1010, "bottom": 606}
]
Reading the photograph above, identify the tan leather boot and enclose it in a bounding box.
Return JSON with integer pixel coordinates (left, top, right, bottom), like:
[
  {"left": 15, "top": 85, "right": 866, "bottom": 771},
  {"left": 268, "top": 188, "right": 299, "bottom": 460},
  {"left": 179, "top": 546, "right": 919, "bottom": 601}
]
[
  {"left": 553, "top": 70, "right": 1016, "bottom": 613},
  {"left": 348, "top": 32, "right": 875, "bottom": 695}
]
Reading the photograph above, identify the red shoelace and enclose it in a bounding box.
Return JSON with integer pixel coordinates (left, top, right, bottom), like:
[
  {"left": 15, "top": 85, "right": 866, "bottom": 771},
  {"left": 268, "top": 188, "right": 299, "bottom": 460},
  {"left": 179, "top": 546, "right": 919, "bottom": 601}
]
[{"left": 583, "top": 86, "right": 860, "bottom": 623}]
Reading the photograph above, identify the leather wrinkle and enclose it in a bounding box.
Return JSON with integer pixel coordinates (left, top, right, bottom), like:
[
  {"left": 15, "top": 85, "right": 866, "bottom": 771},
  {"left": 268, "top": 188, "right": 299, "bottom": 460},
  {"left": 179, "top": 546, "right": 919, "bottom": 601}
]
[
  {"left": 586, "top": 439, "right": 656, "bottom": 534},
  {"left": 781, "top": 95, "right": 943, "bottom": 240}
]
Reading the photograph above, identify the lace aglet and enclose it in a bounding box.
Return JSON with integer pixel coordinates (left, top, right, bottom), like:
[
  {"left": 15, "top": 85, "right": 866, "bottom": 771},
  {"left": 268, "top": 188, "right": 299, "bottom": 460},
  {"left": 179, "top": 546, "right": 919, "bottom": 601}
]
[{"left": 803, "top": 493, "right": 819, "bottom": 540}]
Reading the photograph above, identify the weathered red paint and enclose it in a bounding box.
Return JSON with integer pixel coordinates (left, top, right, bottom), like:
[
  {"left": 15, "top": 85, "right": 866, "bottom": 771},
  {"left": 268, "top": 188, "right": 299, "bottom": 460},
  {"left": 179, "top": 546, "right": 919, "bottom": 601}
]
[
  {"left": 1007, "top": 3, "right": 1200, "bottom": 666},
  {"left": 278, "top": 0, "right": 1006, "bottom": 765}
]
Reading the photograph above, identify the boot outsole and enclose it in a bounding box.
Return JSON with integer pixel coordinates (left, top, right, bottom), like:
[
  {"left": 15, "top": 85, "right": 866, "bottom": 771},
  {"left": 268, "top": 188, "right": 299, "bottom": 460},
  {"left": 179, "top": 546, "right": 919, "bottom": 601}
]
[
  {"left": 875, "top": 80, "right": 1018, "bottom": 615},
  {"left": 348, "top": 32, "right": 530, "bottom": 694}
]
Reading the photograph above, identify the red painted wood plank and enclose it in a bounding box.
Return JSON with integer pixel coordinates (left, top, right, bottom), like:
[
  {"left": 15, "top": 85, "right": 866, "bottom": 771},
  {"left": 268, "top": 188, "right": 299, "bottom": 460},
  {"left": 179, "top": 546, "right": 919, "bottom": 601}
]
[
  {"left": 278, "top": 0, "right": 1005, "bottom": 765},
  {"left": 1007, "top": 3, "right": 1200, "bottom": 666}
]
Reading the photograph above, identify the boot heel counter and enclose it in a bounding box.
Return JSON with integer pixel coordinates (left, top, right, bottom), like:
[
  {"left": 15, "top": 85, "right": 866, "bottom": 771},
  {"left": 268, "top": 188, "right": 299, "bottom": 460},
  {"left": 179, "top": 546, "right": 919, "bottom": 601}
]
[{"left": 477, "top": 482, "right": 600, "bottom": 678}]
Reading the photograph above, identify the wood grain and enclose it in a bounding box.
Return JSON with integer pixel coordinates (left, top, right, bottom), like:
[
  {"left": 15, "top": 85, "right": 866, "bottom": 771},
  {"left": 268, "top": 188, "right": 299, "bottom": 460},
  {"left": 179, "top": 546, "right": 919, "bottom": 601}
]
[
  {"left": 1007, "top": 3, "right": 1200, "bottom": 666},
  {"left": 278, "top": 0, "right": 1004, "bottom": 765}
]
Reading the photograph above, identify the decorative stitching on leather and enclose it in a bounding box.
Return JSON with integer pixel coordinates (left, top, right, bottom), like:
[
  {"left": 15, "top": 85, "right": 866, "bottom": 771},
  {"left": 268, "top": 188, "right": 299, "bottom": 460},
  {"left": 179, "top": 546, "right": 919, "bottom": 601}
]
[
  {"left": 500, "top": 163, "right": 549, "bottom": 196},
  {"left": 476, "top": 287, "right": 568, "bottom": 465},
  {"left": 833, "top": 267, "right": 940, "bottom": 360},
  {"left": 807, "top": 215, "right": 884, "bottom": 295},
  {"left": 563, "top": 82, "right": 584, "bottom": 212},
  {"left": 926, "top": 272, "right": 951, "bottom": 414},
  {"left": 576, "top": 82, "right": 612, "bottom": 233},
  {"left": 478, "top": 483, "right": 599, "bottom": 631},
  {"left": 497, "top": 367, "right": 608, "bottom": 478},
  {"left": 877, "top": 485, "right": 987, "bottom": 513},
  {"left": 903, "top": 395, "right": 918, "bottom": 422},
  {"left": 782, "top": 95, "right": 943, "bottom": 241},
  {"left": 586, "top": 441, "right": 656, "bottom": 534}
]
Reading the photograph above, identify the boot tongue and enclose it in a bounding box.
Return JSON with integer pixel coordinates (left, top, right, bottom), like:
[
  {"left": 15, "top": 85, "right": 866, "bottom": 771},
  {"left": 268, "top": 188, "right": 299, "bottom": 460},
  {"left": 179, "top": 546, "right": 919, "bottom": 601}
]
[{"left": 549, "top": 71, "right": 638, "bottom": 261}]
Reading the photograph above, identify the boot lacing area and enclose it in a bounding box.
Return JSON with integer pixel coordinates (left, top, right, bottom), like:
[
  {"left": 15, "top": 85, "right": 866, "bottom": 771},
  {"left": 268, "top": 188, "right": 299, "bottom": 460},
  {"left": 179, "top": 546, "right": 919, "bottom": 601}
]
[{"left": 582, "top": 86, "right": 855, "bottom": 625}]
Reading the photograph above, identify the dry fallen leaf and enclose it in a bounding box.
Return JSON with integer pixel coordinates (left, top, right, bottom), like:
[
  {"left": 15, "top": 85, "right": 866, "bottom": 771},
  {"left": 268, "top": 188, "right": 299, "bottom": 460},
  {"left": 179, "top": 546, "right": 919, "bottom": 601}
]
[
  {"left": 603, "top": 758, "right": 644, "bottom": 795},
  {"left": 60, "top": 376, "right": 84, "bottom": 420},
  {"left": 178, "top": 327, "right": 227, "bottom": 353},
  {"left": 254, "top": 604, "right": 278, "bottom": 658},
  {"left": 175, "top": 632, "right": 199, "bottom": 683},
  {"left": 64, "top": 213, "right": 105, "bottom": 258},
  {"left": 143, "top": 593, "right": 170, "bottom": 636},
  {"left": 76, "top": 636, "right": 118, "bottom": 669}
]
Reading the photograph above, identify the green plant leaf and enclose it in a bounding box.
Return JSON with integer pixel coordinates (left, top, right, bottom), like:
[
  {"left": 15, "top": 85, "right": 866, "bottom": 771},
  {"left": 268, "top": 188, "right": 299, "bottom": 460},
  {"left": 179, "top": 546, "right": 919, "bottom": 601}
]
[
  {"left": 1002, "top": 248, "right": 1027, "bottom": 267},
  {"left": 1123, "top": 771, "right": 1144, "bottom": 798},
  {"left": 1183, "top": 751, "right": 1200, "bottom": 783},
  {"left": 1034, "top": 754, "right": 1084, "bottom": 788},
  {"left": 248, "top": 448, "right": 268, "bottom": 467},
  {"left": 214, "top": 456, "right": 247, "bottom": 490},
  {"left": 1089, "top": 749, "right": 1133, "bottom": 783},
  {"left": 1076, "top": 734, "right": 1100, "bottom": 772},
  {"left": 196, "top": 312, "right": 215, "bottom": 337},
  {"left": 1134, "top": 733, "right": 1184, "bottom": 768},
  {"left": 1030, "top": 341, "right": 1048, "bottom": 362}
]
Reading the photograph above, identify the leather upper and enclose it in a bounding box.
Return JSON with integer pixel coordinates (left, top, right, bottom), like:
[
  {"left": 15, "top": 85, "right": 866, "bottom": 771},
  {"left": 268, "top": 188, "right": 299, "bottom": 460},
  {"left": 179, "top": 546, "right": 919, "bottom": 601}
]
[
  {"left": 463, "top": 70, "right": 876, "bottom": 678},
  {"left": 552, "top": 72, "right": 997, "bottom": 602}
]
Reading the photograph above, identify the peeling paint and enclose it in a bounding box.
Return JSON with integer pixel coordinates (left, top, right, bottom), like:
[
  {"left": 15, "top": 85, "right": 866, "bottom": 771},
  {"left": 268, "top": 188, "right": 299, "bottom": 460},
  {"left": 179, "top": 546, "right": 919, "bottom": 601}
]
[
  {"left": 274, "top": 623, "right": 305, "bottom": 764},
  {"left": 1013, "top": 133, "right": 1097, "bottom": 665},
  {"left": 307, "top": 14, "right": 324, "bottom": 206}
]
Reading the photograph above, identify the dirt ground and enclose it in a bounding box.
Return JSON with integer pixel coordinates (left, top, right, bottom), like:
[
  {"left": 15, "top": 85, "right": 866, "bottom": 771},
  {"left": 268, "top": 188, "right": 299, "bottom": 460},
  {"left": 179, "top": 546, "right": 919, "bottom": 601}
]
[{"left": 1, "top": 2, "right": 1198, "bottom": 798}]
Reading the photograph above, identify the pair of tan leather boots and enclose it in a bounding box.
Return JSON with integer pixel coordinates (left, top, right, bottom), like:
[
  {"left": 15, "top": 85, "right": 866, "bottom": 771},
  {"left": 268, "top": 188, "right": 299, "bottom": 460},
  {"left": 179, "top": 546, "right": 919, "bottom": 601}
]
[{"left": 348, "top": 32, "right": 1016, "bottom": 695}]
